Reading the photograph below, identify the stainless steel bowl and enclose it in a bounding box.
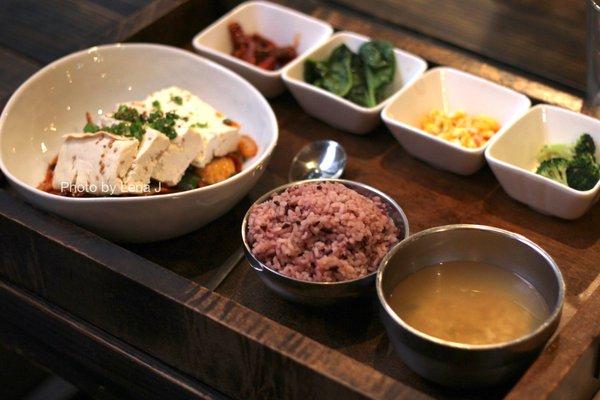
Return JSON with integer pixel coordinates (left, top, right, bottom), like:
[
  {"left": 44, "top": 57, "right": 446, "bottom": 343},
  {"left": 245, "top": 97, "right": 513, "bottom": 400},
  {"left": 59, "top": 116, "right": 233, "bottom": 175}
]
[
  {"left": 241, "top": 179, "right": 409, "bottom": 306},
  {"left": 376, "top": 225, "right": 565, "bottom": 387}
]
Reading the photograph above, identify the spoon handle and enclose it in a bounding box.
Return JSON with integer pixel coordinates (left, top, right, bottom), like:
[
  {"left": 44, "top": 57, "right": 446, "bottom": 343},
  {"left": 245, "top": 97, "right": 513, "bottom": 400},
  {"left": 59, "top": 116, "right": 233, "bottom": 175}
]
[{"left": 204, "top": 246, "right": 245, "bottom": 291}]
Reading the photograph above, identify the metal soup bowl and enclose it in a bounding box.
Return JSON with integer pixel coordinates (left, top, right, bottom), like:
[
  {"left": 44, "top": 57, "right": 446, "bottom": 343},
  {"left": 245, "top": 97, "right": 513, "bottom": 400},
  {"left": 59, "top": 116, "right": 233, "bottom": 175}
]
[
  {"left": 241, "top": 179, "right": 409, "bottom": 306},
  {"left": 376, "top": 224, "right": 565, "bottom": 387}
]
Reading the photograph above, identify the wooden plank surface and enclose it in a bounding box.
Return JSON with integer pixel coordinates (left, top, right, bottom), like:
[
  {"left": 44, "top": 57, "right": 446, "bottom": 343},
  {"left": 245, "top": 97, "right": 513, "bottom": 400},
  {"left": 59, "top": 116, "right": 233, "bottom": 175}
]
[
  {"left": 327, "top": 0, "right": 587, "bottom": 92},
  {"left": 0, "top": 0, "right": 215, "bottom": 107},
  {"left": 118, "top": 79, "right": 599, "bottom": 397},
  {"left": 0, "top": 48, "right": 41, "bottom": 108},
  {"left": 214, "top": 91, "right": 600, "bottom": 399},
  {"left": 0, "top": 281, "right": 224, "bottom": 400},
  {"left": 0, "top": 0, "right": 189, "bottom": 64},
  {"left": 0, "top": 0, "right": 586, "bottom": 112},
  {"left": 507, "top": 285, "right": 600, "bottom": 399},
  {"left": 2, "top": 85, "right": 598, "bottom": 398},
  {"left": 284, "top": 0, "right": 583, "bottom": 112},
  {"left": 0, "top": 0, "right": 599, "bottom": 399},
  {"left": 0, "top": 188, "right": 430, "bottom": 400}
]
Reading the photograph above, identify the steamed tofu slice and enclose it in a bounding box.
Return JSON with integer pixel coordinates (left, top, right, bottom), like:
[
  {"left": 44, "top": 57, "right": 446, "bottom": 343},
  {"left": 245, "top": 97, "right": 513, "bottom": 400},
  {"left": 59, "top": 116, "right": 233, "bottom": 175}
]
[
  {"left": 151, "top": 130, "right": 203, "bottom": 186},
  {"left": 143, "top": 87, "right": 240, "bottom": 168},
  {"left": 102, "top": 104, "right": 202, "bottom": 187},
  {"left": 123, "top": 128, "right": 170, "bottom": 191},
  {"left": 52, "top": 132, "right": 138, "bottom": 195},
  {"left": 191, "top": 120, "right": 241, "bottom": 168},
  {"left": 98, "top": 116, "right": 171, "bottom": 188},
  {"left": 52, "top": 128, "right": 170, "bottom": 195},
  {"left": 103, "top": 108, "right": 197, "bottom": 187}
]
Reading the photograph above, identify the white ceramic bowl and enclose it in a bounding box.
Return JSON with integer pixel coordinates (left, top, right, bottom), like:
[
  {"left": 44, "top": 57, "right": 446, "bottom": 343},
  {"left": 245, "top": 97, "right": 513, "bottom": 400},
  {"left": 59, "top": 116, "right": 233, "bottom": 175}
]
[
  {"left": 382, "top": 67, "right": 531, "bottom": 175},
  {"left": 282, "top": 31, "right": 427, "bottom": 135},
  {"left": 0, "top": 43, "right": 278, "bottom": 242},
  {"left": 193, "top": 0, "right": 333, "bottom": 98},
  {"left": 486, "top": 105, "right": 600, "bottom": 219}
]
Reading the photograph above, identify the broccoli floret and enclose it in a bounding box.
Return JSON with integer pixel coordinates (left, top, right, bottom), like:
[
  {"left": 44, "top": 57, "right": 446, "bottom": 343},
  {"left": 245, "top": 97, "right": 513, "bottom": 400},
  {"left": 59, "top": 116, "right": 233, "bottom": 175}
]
[
  {"left": 566, "top": 153, "right": 600, "bottom": 191},
  {"left": 536, "top": 158, "right": 569, "bottom": 185},
  {"left": 574, "top": 133, "right": 596, "bottom": 158},
  {"left": 537, "top": 143, "right": 573, "bottom": 162},
  {"left": 536, "top": 134, "right": 599, "bottom": 190}
]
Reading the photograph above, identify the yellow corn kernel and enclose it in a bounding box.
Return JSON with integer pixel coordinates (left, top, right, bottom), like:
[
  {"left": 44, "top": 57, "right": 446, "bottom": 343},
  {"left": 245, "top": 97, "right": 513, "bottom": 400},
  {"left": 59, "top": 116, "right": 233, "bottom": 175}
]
[{"left": 419, "top": 109, "right": 500, "bottom": 148}]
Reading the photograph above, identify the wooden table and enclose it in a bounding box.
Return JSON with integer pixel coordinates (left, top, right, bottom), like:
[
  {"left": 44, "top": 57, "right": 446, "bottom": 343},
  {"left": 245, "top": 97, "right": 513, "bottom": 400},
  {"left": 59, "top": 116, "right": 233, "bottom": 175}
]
[{"left": 1, "top": 1, "right": 599, "bottom": 399}]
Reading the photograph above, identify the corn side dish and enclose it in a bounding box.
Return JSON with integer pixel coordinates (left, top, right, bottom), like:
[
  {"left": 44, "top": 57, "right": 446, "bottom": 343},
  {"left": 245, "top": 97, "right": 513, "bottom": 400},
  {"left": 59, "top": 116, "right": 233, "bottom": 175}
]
[{"left": 420, "top": 109, "right": 500, "bottom": 149}]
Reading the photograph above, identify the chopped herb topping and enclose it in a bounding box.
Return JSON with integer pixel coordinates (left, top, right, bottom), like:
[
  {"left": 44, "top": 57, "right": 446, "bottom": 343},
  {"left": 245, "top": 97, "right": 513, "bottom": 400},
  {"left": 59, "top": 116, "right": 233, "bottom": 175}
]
[
  {"left": 83, "top": 122, "right": 100, "bottom": 133},
  {"left": 170, "top": 95, "right": 183, "bottom": 105},
  {"left": 83, "top": 101, "right": 182, "bottom": 141},
  {"left": 113, "top": 105, "right": 140, "bottom": 123},
  {"left": 223, "top": 118, "right": 235, "bottom": 126},
  {"left": 83, "top": 120, "right": 145, "bottom": 141},
  {"left": 105, "top": 121, "right": 145, "bottom": 140},
  {"left": 191, "top": 122, "right": 208, "bottom": 128},
  {"left": 147, "top": 110, "right": 179, "bottom": 139}
]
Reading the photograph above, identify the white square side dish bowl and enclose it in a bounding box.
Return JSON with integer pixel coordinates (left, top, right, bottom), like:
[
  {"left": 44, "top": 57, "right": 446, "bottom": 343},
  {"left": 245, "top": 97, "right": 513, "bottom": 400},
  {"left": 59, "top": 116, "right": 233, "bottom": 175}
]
[
  {"left": 193, "top": 0, "right": 333, "bottom": 98},
  {"left": 282, "top": 31, "right": 427, "bottom": 135},
  {"left": 0, "top": 43, "right": 278, "bottom": 242},
  {"left": 382, "top": 67, "right": 531, "bottom": 175},
  {"left": 486, "top": 105, "right": 600, "bottom": 219}
]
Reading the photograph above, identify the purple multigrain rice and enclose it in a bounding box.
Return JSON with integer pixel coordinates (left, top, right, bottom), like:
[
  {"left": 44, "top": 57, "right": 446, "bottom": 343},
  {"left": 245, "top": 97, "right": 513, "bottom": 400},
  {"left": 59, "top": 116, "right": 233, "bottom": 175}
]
[{"left": 247, "top": 182, "right": 400, "bottom": 282}]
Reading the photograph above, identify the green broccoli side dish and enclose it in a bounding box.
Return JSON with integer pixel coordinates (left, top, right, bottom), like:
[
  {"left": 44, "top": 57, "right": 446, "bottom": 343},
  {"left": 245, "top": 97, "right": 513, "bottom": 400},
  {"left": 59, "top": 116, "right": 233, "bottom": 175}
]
[
  {"left": 536, "top": 143, "right": 573, "bottom": 162},
  {"left": 304, "top": 40, "right": 396, "bottom": 108},
  {"left": 574, "top": 133, "right": 595, "bottom": 157},
  {"left": 535, "top": 133, "right": 599, "bottom": 191},
  {"left": 566, "top": 153, "right": 600, "bottom": 191},
  {"left": 536, "top": 158, "right": 569, "bottom": 186}
]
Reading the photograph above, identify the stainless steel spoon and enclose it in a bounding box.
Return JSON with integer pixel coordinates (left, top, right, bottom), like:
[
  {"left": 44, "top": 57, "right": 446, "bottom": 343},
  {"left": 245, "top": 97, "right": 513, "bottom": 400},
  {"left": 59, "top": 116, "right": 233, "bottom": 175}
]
[
  {"left": 288, "top": 140, "right": 347, "bottom": 182},
  {"left": 204, "top": 140, "right": 347, "bottom": 291}
]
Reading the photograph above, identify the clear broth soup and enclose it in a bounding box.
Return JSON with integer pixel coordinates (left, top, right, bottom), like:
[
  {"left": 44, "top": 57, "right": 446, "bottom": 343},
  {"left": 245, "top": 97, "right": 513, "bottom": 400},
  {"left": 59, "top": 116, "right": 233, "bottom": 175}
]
[{"left": 387, "top": 261, "right": 549, "bottom": 345}]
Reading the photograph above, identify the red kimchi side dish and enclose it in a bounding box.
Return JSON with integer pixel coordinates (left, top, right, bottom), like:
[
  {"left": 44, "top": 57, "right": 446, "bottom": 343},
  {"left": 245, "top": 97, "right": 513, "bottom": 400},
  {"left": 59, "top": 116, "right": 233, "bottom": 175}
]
[{"left": 228, "top": 22, "right": 297, "bottom": 70}]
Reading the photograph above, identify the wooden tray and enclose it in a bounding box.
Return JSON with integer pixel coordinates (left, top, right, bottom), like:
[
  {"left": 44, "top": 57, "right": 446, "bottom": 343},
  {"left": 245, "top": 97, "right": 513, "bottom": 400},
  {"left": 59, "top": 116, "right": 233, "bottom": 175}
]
[{"left": 1, "top": 1, "right": 599, "bottom": 399}]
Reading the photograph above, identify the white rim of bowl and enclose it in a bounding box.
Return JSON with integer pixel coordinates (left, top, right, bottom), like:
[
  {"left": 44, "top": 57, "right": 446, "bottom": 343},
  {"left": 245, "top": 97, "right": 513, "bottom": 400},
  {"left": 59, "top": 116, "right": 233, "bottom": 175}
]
[{"left": 0, "top": 43, "right": 279, "bottom": 203}]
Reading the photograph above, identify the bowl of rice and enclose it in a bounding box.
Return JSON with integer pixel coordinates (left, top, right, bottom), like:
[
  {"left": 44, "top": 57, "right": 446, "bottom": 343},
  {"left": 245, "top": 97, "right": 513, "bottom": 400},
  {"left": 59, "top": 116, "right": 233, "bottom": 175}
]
[{"left": 242, "top": 179, "right": 409, "bottom": 305}]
